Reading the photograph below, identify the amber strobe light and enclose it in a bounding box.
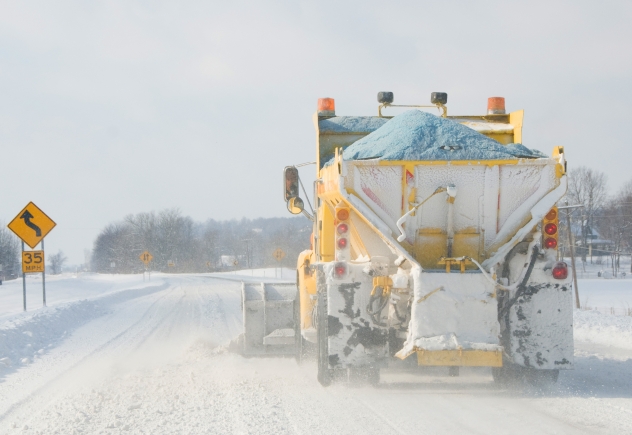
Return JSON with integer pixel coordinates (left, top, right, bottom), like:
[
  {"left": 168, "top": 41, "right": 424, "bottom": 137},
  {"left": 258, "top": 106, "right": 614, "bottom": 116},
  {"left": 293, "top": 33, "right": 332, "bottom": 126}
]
[
  {"left": 487, "top": 97, "right": 506, "bottom": 115},
  {"left": 336, "top": 208, "right": 349, "bottom": 221},
  {"left": 543, "top": 207, "right": 559, "bottom": 250},
  {"left": 317, "top": 98, "right": 335, "bottom": 116}
]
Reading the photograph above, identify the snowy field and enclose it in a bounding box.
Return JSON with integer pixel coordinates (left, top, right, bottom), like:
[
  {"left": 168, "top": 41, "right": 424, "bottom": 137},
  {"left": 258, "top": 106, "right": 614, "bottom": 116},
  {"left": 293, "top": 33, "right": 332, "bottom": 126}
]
[{"left": 0, "top": 270, "right": 631, "bottom": 434}]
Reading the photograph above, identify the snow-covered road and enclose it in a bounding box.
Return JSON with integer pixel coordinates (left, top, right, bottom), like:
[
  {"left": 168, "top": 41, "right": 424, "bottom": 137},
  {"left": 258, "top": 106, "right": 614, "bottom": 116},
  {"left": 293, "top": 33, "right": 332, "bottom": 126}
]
[{"left": 1, "top": 274, "right": 631, "bottom": 434}]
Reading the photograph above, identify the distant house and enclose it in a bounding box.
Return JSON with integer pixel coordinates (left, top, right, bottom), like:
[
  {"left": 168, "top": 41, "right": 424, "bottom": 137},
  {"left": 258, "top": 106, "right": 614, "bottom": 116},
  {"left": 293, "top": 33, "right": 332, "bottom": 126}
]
[
  {"left": 572, "top": 222, "right": 613, "bottom": 256},
  {"left": 220, "top": 255, "right": 245, "bottom": 267}
]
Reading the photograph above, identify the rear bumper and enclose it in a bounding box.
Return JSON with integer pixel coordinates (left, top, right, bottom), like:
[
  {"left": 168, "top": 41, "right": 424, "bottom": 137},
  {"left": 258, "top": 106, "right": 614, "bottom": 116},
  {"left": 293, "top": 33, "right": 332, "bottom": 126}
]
[{"left": 415, "top": 349, "right": 502, "bottom": 367}]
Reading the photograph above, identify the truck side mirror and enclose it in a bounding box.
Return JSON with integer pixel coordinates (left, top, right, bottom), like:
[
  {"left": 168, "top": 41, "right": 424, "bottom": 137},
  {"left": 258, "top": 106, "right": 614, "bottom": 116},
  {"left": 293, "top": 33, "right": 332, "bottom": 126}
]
[
  {"left": 287, "top": 197, "right": 304, "bottom": 215},
  {"left": 284, "top": 166, "right": 300, "bottom": 201}
]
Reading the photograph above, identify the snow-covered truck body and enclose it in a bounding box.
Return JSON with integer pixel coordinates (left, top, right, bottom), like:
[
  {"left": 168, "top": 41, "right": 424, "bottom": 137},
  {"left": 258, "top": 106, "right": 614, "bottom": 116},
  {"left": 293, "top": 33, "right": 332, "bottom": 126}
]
[{"left": 284, "top": 94, "right": 573, "bottom": 385}]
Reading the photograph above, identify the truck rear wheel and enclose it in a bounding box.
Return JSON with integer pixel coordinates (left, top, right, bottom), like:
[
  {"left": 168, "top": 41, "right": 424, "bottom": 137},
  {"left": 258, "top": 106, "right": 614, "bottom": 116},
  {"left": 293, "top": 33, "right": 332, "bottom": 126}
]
[
  {"left": 348, "top": 366, "right": 380, "bottom": 386},
  {"left": 368, "top": 367, "right": 380, "bottom": 386},
  {"left": 526, "top": 368, "right": 559, "bottom": 386},
  {"left": 294, "top": 288, "right": 303, "bottom": 364},
  {"left": 493, "top": 364, "right": 559, "bottom": 387},
  {"left": 491, "top": 366, "right": 511, "bottom": 386},
  {"left": 316, "top": 271, "right": 331, "bottom": 387}
]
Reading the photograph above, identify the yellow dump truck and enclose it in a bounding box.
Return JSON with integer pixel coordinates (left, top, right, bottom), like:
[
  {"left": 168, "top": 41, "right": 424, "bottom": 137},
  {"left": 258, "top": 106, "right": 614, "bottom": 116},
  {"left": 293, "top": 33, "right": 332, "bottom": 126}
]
[{"left": 249, "top": 92, "right": 573, "bottom": 386}]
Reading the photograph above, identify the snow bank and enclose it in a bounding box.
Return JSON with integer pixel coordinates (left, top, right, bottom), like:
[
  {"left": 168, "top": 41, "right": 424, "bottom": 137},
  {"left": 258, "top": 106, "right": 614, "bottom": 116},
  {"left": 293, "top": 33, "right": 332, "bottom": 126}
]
[
  {"left": 574, "top": 309, "right": 632, "bottom": 350},
  {"left": 210, "top": 267, "right": 296, "bottom": 281},
  {"left": 340, "top": 110, "right": 546, "bottom": 161},
  {"left": 0, "top": 281, "right": 168, "bottom": 372},
  {"left": 0, "top": 273, "right": 166, "bottom": 319},
  {"left": 576, "top": 278, "right": 632, "bottom": 309},
  {"left": 0, "top": 299, "right": 104, "bottom": 369}
]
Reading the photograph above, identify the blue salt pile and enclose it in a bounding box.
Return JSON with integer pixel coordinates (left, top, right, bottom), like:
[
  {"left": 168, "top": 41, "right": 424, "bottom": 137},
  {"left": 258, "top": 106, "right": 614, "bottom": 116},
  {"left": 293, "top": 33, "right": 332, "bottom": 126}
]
[
  {"left": 319, "top": 116, "right": 389, "bottom": 134},
  {"left": 340, "top": 110, "right": 546, "bottom": 161}
]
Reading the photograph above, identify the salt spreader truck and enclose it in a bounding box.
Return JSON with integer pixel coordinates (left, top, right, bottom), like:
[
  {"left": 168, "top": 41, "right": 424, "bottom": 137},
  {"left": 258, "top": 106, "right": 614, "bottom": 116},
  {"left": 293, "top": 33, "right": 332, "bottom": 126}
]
[{"left": 244, "top": 92, "right": 573, "bottom": 386}]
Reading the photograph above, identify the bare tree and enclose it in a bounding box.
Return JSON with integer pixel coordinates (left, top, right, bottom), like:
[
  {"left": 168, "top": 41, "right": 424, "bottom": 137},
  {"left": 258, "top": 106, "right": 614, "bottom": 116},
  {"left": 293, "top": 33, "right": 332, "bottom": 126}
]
[
  {"left": 49, "top": 250, "right": 68, "bottom": 275},
  {"left": 566, "top": 166, "right": 608, "bottom": 261},
  {"left": 0, "top": 225, "right": 20, "bottom": 281},
  {"left": 91, "top": 209, "right": 311, "bottom": 273},
  {"left": 598, "top": 179, "right": 632, "bottom": 274}
]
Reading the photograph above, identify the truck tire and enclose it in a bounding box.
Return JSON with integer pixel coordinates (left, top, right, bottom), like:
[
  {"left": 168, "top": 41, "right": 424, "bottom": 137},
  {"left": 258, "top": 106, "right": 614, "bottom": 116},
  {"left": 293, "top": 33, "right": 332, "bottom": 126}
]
[
  {"left": 367, "top": 367, "right": 380, "bottom": 386},
  {"left": 491, "top": 366, "right": 511, "bottom": 386},
  {"left": 294, "top": 288, "right": 303, "bottom": 364},
  {"left": 492, "top": 361, "right": 526, "bottom": 386},
  {"left": 493, "top": 364, "right": 559, "bottom": 387},
  {"left": 316, "top": 270, "right": 331, "bottom": 386},
  {"left": 526, "top": 368, "right": 559, "bottom": 387},
  {"left": 348, "top": 366, "right": 380, "bottom": 386}
]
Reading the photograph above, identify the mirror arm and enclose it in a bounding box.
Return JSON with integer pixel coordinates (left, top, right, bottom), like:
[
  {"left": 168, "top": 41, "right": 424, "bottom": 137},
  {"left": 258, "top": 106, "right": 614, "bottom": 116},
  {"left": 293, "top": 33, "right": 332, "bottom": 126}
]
[
  {"left": 298, "top": 176, "right": 314, "bottom": 214},
  {"left": 301, "top": 209, "right": 315, "bottom": 222}
]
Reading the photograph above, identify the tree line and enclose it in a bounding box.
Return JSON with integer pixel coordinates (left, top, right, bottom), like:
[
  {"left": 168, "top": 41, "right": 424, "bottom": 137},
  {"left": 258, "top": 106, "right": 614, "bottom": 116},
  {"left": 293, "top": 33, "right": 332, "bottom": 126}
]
[
  {"left": 0, "top": 225, "right": 20, "bottom": 279},
  {"left": 90, "top": 209, "right": 312, "bottom": 273},
  {"left": 563, "top": 166, "right": 632, "bottom": 275},
  {"left": 2, "top": 166, "right": 631, "bottom": 277},
  {"left": 0, "top": 227, "right": 67, "bottom": 279}
]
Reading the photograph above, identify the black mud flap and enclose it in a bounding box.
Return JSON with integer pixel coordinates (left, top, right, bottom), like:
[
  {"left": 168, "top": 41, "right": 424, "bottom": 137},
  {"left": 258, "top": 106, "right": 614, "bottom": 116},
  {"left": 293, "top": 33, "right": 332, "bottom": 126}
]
[
  {"left": 504, "top": 282, "right": 573, "bottom": 370},
  {"left": 324, "top": 264, "right": 389, "bottom": 370}
]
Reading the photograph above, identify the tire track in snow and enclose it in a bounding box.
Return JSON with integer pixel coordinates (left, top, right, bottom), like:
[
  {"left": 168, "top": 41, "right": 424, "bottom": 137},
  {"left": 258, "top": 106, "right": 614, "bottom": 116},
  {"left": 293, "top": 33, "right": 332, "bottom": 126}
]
[
  {"left": 0, "top": 281, "right": 180, "bottom": 424},
  {"left": 2, "top": 275, "right": 630, "bottom": 434}
]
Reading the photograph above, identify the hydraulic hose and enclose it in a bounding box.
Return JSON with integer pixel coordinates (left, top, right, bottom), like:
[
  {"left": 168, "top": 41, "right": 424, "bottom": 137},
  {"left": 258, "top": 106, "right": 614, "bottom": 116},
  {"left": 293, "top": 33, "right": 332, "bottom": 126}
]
[
  {"left": 366, "top": 286, "right": 389, "bottom": 327},
  {"left": 498, "top": 245, "right": 540, "bottom": 319},
  {"left": 466, "top": 232, "right": 541, "bottom": 292}
]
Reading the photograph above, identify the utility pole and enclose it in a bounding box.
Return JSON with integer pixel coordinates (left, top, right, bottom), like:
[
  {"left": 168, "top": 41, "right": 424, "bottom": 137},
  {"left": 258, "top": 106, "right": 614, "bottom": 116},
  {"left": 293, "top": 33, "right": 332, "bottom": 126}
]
[{"left": 561, "top": 202, "right": 583, "bottom": 309}]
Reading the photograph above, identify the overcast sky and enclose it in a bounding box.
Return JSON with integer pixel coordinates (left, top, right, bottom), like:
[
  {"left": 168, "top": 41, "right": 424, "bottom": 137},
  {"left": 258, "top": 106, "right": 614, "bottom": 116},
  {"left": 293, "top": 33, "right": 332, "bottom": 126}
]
[{"left": 1, "top": 1, "right": 631, "bottom": 264}]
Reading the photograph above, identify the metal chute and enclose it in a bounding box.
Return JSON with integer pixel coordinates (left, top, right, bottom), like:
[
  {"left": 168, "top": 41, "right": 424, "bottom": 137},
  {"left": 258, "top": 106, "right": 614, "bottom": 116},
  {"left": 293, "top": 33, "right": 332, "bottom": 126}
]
[{"left": 240, "top": 282, "right": 298, "bottom": 356}]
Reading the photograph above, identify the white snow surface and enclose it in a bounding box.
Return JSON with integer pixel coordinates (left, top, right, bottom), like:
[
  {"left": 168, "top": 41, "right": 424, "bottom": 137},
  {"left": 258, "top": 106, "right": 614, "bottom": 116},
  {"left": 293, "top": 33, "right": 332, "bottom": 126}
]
[
  {"left": 0, "top": 272, "right": 631, "bottom": 434},
  {"left": 574, "top": 310, "right": 632, "bottom": 351}
]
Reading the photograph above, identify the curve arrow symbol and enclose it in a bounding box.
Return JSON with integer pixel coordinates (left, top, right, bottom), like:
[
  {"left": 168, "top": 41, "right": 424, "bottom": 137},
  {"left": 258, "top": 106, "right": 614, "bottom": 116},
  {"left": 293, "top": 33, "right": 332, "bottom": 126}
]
[{"left": 20, "top": 211, "right": 42, "bottom": 237}]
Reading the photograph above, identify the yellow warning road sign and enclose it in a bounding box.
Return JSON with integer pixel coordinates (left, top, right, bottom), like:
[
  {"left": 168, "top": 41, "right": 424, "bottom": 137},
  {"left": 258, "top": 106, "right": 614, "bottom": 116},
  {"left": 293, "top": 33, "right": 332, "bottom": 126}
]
[
  {"left": 273, "top": 248, "right": 286, "bottom": 262},
  {"left": 8, "top": 202, "right": 56, "bottom": 249},
  {"left": 22, "top": 250, "right": 45, "bottom": 273},
  {"left": 139, "top": 250, "right": 153, "bottom": 265}
]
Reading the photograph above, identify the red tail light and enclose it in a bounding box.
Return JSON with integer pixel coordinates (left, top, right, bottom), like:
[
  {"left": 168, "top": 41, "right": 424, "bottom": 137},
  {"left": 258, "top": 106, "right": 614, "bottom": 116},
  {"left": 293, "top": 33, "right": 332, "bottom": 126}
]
[
  {"left": 544, "top": 223, "right": 557, "bottom": 235},
  {"left": 334, "top": 262, "right": 346, "bottom": 278},
  {"left": 552, "top": 262, "right": 568, "bottom": 280},
  {"left": 337, "top": 238, "right": 348, "bottom": 249},
  {"left": 545, "top": 238, "right": 558, "bottom": 249},
  {"left": 337, "top": 223, "right": 348, "bottom": 235}
]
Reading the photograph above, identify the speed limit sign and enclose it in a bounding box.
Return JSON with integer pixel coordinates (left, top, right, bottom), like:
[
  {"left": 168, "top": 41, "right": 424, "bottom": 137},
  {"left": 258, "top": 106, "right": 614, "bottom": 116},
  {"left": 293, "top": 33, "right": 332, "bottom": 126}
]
[{"left": 22, "top": 250, "right": 45, "bottom": 273}]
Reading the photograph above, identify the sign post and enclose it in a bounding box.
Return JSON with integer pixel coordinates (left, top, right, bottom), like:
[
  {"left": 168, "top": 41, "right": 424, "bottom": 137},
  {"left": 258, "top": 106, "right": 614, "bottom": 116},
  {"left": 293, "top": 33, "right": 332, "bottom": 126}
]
[
  {"left": 22, "top": 242, "right": 26, "bottom": 311},
  {"left": 272, "top": 248, "right": 286, "bottom": 279},
  {"left": 139, "top": 251, "right": 153, "bottom": 281},
  {"left": 8, "top": 202, "right": 56, "bottom": 311},
  {"left": 42, "top": 239, "right": 46, "bottom": 306}
]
